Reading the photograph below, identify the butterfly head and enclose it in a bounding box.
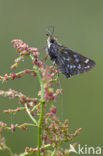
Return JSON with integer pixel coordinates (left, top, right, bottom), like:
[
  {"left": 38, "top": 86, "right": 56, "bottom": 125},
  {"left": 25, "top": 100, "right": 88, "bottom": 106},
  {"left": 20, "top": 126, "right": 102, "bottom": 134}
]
[{"left": 46, "top": 25, "right": 57, "bottom": 48}]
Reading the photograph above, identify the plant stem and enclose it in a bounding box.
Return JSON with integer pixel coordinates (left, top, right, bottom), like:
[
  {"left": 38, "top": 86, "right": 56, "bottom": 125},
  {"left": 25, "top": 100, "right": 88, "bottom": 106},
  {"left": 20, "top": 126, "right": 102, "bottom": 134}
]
[
  {"left": 36, "top": 68, "right": 45, "bottom": 156},
  {"left": 6, "top": 147, "right": 14, "bottom": 156},
  {"left": 29, "top": 54, "right": 45, "bottom": 156},
  {"left": 51, "top": 149, "right": 56, "bottom": 156},
  {"left": 25, "top": 104, "right": 37, "bottom": 125},
  {"left": 32, "top": 102, "right": 41, "bottom": 111}
]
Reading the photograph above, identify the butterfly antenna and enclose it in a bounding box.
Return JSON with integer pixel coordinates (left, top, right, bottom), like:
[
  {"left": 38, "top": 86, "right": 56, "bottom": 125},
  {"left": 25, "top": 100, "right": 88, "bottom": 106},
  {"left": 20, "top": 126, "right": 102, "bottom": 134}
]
[{"left": 46, "top": 25, "right": 54, "bottom": 37}]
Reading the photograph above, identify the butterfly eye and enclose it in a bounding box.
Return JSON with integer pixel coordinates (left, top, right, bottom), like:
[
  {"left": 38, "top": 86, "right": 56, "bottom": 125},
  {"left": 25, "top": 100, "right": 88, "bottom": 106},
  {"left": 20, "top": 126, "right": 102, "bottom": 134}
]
[{"left": 50, "top": 39, "right": 55, "bottom": 43}]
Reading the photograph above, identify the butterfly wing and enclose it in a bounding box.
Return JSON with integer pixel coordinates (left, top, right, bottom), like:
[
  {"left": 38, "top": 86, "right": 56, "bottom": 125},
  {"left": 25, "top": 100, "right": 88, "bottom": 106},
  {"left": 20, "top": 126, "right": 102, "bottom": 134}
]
[
  {"left": 55, "top": 55, "right": 71, "bottom": 78},
  {"left": 57, "top": 46, "right": 96, "bottom": 78}
]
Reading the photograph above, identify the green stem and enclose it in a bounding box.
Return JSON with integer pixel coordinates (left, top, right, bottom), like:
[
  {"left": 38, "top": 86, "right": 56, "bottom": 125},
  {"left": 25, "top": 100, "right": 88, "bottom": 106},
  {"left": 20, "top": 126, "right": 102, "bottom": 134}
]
[
  {"left": 25, "top": 104, "right": 37, "bottom": 125},
  {"left": 4, "top": 69, "right": 35, "bottom": 80},
  {"left": 1, "top": 123, "right": 37, "bottom": 131},
  {"left": 36, "top": 68, "right": 45, "bottom": 156},
  {"left": 30, "top": 54, "right": 45, "bottom": 156},
  {"left": 19, "top": 123, "right": 37, "bottom": 128},
  {"left": 19, "top": 152, "right": 29, "bottom": 156},
  {"left": 19, "top": 144, "right": 51, "bottom": 156},
  {"left": 6, "top": 146, "right": 14, "bottom": 156},
  {"left": 32, "top": 102, "right": 41, "bottom": 111},
  {"left": 38, "top": 103, "right": 44, "bottom": 156},
  {"left": 51, "top": 149, "right": 57, "bottom": 156}
]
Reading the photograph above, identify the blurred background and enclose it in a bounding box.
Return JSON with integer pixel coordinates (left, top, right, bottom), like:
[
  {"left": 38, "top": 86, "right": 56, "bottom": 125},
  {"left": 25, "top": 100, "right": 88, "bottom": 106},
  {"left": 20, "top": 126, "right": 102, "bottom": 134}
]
[{"left": 0, "top": 0, "right": 102, "bottom": 155}]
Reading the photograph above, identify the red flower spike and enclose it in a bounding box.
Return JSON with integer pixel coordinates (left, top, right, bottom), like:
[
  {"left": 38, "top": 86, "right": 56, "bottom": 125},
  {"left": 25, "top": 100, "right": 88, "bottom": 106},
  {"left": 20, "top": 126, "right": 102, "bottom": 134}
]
[
  {"left": 50, "top": 106, "right": 56, "bottom": 114},
  {"left": 10, "top": 73, "right": 17, "bottom": 80},
  {"left": 32, "top": 73, "right": 36, "bottom": 77},
  {"left": 11, "top": 40, "right": 29, "bottom": 51},
  {"left": 11, "top": 124, "right": 15, "bottom": 132},
  {"left": 11, "top": 63, "right": 18, "bottom": 70},
  {"left": 24, "top": 69, "right": 31, "bottom": 74},
  {"left": 4, "top": 74, "right": 9, "bottom": 81},
  {"left": 29, "top": 47, "right": 38, "bottom": 52},
  {"left": 26, "top": 52, "right": 30, "bottom": 55},
  {"left": 14, "top": 56, "right": 24, "bottom": 63},
  {"left": 22, "top": 125, "right": 27, "bottom": 131},
  {"left": 0, "top": 122, "right": 7, "bottom": 128}
]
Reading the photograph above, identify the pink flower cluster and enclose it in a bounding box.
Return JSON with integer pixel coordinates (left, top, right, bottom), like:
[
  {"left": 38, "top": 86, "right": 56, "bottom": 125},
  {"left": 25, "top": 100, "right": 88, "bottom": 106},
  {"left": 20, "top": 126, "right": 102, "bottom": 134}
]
[
  {"left": 0, "top": 122, "right": 28, "bottom": 132},
  {"left": 0, "top": 69, "right": 37, "bottom": 82},
  {"left": 42, "top": 105, "right": 83, "bottom": 148},
  {"left": 41, "top": 66, "right": 63, "bottom": 101},
  {"left": 11, "top": 40, "right": 29, "bottom": 54},
  {"left": 0, "top": 39, "right": 83, "bottom": 156},
  {"left": 11, "top": 39, "right": 43, "bottom": 69},
  {"left": 0, "top": 89, "right": 38, "bottom": 106}
]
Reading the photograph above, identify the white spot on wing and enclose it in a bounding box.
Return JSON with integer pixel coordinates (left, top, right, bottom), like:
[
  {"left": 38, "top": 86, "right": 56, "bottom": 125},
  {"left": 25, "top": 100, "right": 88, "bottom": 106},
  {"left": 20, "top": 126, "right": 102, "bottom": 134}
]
[
  {"left": 67, "top": 58, "right": 70, "bottom": 61},
  {"left": 73, "top": 65, "right": 76, "bottom": 68},
  {"left": 85, "top": 59, "right": 89, "bottom": 63},
  {"left": 73, "top": 54, "right": 77, "bottom": 58},
  {"left": 70, "top": 65, "right": 73, "bottom": 69},
  {"left": 78, "top": 64, "right": 81, "bottom": 69},
  {"left": 63, "top": 57, "right": 70, "bottom": 61},
  {"left": 64, "top": 51, "right": 68, "bottom": 54},
  {"left": 75, "top": 58, "right": 79, "bottom": 63},
  {"left": 85, "top": 65, "right": 90, "bottom": 69}
]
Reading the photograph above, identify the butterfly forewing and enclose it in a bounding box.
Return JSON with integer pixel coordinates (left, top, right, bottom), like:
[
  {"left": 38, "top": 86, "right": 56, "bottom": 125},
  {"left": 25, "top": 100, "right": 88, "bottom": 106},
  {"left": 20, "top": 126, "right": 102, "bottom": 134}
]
[{"left": 59, "top": 47, "right": 96, "bottom": 77}]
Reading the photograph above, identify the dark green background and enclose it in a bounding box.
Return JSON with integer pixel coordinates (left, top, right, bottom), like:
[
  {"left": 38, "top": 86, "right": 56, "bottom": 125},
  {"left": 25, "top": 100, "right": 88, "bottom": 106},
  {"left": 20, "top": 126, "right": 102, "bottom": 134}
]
[{"left": 0, "top": 0, "right": 102, "bottom": 155}]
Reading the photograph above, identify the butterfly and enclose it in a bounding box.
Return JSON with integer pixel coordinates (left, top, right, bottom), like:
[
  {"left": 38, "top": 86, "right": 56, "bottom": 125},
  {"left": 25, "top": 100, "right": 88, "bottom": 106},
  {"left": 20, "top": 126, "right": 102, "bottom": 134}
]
[{"left": 46, "top": 26, "right": 96, "bottom": 78}]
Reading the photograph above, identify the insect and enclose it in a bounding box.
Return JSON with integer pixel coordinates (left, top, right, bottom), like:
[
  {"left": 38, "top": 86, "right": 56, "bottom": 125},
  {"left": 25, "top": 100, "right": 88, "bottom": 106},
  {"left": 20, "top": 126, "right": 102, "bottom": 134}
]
[{"left": 46, "top": 26, "right": 96, "bottom": 78}]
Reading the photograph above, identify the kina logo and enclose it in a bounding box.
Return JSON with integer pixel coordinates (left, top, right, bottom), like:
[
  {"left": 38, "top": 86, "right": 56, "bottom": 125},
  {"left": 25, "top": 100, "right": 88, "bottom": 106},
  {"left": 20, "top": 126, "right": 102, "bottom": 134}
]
[{"left": 69, "top": 144, "right": 102, "bottom": 155}]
